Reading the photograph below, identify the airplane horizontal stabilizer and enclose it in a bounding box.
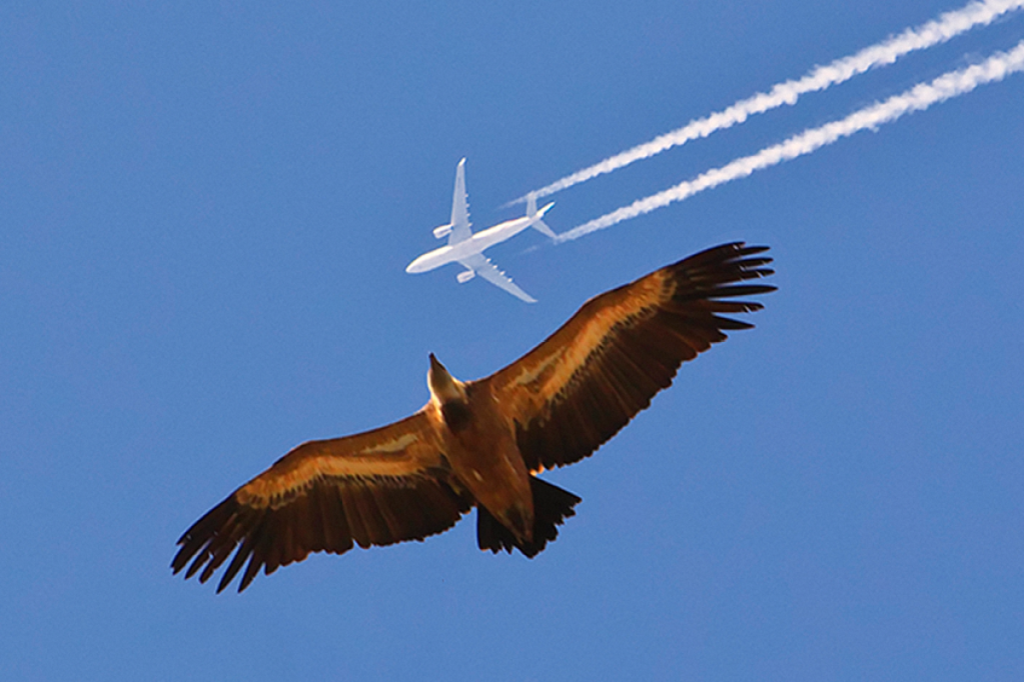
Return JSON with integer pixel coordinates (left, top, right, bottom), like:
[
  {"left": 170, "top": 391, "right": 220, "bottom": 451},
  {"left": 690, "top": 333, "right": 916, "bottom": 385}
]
[{"left": 531, "top": 218, "right": 556, "bottom": 239}]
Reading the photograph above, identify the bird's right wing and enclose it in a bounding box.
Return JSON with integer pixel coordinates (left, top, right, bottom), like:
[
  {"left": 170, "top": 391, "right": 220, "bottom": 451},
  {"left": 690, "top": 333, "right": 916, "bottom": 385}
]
[
  {"left": 479, "top": 242, "right": 775, "bottom": 472},
  {"left": 171, "top": 411, "right": 471, "bottom": 592}
]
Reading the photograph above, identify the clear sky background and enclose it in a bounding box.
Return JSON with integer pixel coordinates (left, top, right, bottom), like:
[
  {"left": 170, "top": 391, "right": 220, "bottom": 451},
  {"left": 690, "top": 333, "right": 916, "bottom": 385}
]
[{"left": 2, "top": 2, "right": 1022, "bottom": 680}]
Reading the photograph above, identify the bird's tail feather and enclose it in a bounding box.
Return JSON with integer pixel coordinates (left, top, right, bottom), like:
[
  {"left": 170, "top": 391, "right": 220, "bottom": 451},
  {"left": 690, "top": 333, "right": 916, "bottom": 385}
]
[{"left": 477, "top": 476, "right": 581, "bottom": 558}]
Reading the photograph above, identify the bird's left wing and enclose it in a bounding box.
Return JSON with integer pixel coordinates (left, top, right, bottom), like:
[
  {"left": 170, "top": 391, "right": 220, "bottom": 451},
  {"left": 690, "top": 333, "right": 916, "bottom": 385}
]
[
  {"left": 172, "top": 411, "right": 470, "bottom": 592},
  {"left": 478, "top": 242, "right": 775, "bottom": 472}
]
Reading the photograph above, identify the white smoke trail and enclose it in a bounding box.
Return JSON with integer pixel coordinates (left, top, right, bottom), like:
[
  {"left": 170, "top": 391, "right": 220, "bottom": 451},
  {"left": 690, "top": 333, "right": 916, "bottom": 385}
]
[
  {"left": 513, "top": 0, "right": 1024, "bottom": 205},
  {"left": 556, "top": 39, "right": 1024, "bottom": 242}
]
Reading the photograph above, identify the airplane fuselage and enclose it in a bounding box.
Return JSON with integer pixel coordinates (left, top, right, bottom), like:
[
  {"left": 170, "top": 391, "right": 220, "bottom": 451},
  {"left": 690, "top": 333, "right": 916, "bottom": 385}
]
[{"left": 406, "top": 215, "right": 537, "bottom": 274}]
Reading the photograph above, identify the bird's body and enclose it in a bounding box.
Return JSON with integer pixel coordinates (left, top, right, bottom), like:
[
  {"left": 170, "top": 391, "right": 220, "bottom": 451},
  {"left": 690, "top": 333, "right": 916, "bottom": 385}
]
[
  {"left": 426, "top": 356, "right": 537, "bottom": 545},
  {"left": 173, "top": 242, "right": 775, "bottom": 592}
]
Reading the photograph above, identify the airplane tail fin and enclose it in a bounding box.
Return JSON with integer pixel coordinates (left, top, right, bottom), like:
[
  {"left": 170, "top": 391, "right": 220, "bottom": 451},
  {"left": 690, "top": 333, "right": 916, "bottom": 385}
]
[{"left": 525, "top": 194, "right": 557, "bottom": 240}]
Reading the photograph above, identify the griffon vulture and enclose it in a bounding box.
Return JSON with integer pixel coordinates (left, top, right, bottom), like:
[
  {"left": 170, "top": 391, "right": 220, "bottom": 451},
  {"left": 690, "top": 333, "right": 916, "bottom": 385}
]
[{"left": 172, "top": 242, "right": 775, "bottom": 592}]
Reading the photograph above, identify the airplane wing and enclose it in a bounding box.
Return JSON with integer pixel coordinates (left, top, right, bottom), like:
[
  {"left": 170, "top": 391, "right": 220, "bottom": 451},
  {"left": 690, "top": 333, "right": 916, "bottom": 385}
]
[
  {"left": 448, "top": 158, "right": 472, "bottom": 245},
  {"left": 459, "top": 253, "right": 536, "bottom": 303}
]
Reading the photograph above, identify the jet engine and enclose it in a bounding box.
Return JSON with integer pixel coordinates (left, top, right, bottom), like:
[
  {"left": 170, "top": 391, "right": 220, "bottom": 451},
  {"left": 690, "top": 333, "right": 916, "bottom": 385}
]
[
  {"left": 457, "top": 269, "right": 475, "bottom": 284},
  {"left": 433, "top": 224, "right": 453, "bottom": 239}
]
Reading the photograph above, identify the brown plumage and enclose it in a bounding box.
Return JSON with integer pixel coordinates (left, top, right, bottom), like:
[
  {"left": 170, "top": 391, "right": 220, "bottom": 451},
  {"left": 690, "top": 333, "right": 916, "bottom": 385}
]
[{"left": 172, "top": 242, "right": 775, "bottom": 592}]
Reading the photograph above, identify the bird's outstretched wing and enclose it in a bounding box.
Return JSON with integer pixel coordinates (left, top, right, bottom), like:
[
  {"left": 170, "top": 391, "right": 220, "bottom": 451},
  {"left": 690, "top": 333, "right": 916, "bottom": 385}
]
[
  {"left": 480, "top": 242, "right": 775, "bottom": 472},
  {"left": 171, "top": 411, "right": 470, "bottom": 592}
]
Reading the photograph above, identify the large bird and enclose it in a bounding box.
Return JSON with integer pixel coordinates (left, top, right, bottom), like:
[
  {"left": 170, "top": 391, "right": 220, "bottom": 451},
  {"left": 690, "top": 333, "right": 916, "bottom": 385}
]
[{"left": 172, "top": 242, "right": 775, "bottom": 592}]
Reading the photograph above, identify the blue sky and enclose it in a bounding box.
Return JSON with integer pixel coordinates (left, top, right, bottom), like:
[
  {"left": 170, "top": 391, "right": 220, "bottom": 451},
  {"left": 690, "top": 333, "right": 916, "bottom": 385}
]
[{"left": 2, "top": 1, "right": 1022, "bottom": 680}]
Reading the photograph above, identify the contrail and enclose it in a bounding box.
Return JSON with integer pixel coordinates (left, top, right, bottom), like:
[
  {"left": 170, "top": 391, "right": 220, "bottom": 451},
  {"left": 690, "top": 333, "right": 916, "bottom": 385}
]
[
  {"left": 556, "top": 39, "right": 1024, "bottom": 242},
  {"left": 511, "top": 0, "right": 1024, "bottom": 205}
]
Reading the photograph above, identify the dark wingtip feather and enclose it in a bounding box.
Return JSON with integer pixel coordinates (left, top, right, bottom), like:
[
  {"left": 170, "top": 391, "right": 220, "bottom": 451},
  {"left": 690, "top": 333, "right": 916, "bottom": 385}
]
[
  {"left": 713, "top": 284, "right": 778, "bottom": 298},
  {"left": 171, "top": 494, "right": 240, "bottom": 576},
  {"left": 667, "top": 243, "right": 776, "bottom": 319}
]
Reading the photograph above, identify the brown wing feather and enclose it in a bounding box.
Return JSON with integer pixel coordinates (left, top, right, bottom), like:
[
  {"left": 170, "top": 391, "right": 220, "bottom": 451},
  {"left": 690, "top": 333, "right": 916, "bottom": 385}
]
[
  {"left": 480, "top": 242, "right": 775, "bottom": 472},
  {"left": 171, "top": 411, "right": 471, "bottom": 592}
]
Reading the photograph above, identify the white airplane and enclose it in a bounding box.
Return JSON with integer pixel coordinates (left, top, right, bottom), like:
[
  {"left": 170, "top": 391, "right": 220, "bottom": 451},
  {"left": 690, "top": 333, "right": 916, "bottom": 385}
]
[{"left": 406, "top": 158, "right": 556, "bottom": 303}]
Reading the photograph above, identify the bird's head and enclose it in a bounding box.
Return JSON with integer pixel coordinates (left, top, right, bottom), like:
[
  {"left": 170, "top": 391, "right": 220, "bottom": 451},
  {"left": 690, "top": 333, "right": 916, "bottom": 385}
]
[{"left": 427, "top": 353, "right": 467, "bottom": 406}]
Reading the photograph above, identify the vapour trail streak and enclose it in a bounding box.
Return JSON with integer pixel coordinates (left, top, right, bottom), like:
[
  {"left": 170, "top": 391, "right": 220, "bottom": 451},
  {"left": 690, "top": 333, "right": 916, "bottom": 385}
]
[
  {"left": 513, "top": 0, "right": 1024, "bottom": 205},
  {"left": 556, "top": 39, "right": 1024, "bottom": 242}
]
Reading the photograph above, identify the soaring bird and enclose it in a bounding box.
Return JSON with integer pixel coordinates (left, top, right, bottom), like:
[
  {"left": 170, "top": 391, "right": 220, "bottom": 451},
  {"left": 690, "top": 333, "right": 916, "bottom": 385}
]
[{"left": 172, "top": 242, "right": 775, "bottom": 592}]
